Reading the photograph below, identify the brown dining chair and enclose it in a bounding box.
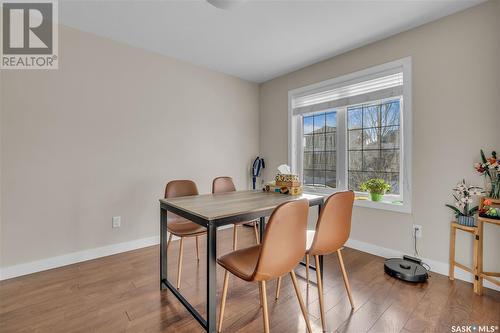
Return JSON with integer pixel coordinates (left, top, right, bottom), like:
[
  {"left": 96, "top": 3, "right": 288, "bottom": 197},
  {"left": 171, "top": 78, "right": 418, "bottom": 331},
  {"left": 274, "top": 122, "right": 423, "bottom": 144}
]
[
  {"left": 165, "top": 180, "right": 207, "bottom": 289},
  {"left": 275, "top": 191, "right": 355, "bottom": 332},
  {"left": 212, "top": 176, "right": 259, "bottom": 250},
  {"left": 217, "top": 199, "right": 312, "bottom": 333}
]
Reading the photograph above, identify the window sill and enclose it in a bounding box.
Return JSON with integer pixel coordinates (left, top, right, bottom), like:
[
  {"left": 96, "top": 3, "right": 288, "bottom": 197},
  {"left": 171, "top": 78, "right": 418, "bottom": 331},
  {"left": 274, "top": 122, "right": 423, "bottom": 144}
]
[
  {"left": 302, "top": 188, "right": 411, "bottom": 214},
  {"left": 353, "top": 198, "right": 410, "bottom": 214}
]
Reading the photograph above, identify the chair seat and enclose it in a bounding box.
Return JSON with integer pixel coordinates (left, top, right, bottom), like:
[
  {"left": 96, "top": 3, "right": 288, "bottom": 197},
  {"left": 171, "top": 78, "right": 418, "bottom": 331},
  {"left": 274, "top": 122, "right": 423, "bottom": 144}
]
[
  {"left": 167, "top": 217, "right": 206, "bottom": 237},
  {"left": 217, "top": 245, "right": 261, "bottom": 281}
]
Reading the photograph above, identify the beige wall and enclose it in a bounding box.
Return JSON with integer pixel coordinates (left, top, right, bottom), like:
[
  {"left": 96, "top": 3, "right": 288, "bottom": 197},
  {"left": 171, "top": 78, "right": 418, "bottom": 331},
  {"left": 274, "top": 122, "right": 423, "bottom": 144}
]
[
  {"left": 0, "top": 26, "right": 259, "bottom": 268},
  {"left": 260, "top": 0, "right": 500, "bottom": 273}
]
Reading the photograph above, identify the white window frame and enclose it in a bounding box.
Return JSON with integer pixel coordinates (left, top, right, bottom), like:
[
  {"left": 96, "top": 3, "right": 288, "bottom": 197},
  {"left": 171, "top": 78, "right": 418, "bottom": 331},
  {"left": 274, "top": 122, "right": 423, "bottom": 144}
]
[{"left": 288, "top": 57, "right": 412, "bottom": 214}]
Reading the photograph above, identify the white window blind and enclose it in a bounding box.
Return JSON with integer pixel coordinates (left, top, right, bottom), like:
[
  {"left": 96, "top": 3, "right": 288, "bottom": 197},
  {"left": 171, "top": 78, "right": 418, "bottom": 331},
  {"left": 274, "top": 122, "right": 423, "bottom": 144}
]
[{"left": 292, "top": 71, "right": 403, "bottom": 115}]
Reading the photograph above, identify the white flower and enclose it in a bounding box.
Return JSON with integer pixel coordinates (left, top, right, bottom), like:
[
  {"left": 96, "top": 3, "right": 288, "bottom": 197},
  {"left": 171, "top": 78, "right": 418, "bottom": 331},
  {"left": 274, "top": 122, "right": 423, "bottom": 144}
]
[
  {"left": 455, "top": 202, "right": 465, "bottom": 209},
  {"left": 470, "top": 187, "right": 484, "bottom": 196}
]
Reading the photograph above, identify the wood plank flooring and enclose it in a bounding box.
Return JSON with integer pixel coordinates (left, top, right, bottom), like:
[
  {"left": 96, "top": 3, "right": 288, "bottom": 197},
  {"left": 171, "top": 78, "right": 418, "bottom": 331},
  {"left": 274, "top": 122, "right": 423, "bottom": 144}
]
[{"left": 1, "top": 227, "right": 498, "bottom": 333}]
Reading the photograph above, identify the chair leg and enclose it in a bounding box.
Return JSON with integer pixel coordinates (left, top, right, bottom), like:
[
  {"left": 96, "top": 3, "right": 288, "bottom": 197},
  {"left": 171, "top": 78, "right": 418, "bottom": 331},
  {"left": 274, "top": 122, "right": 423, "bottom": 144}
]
[
  {"left": 315, "top": 255, "right": 326, "bottom": 332},
  {"left": 337, "top": 249, "right": 354, "bottom": 309},
  {"left": 290, "top": 270, "right": 312, "bottom": 333},
  {"left": 218, "top": 270, "right": 230, "bottom": 333},
  {"left": 260, "top": 281, "right": 270, "bottom": 333},
  {"left": 259, "top": 283, "right": 263, "bottom": 307},
  {"left": 195, "top": 236, "right": 200, "bottom": 261},
  {"left": 275, "top": 276, "right": 282, "bottom": 300},
  {"left": 253, "top": 222, "right": 259, "bottom": 244},
  {"left": 176, "top": 237, "right": 184, "bottom": 289},
  {"left": 305, "top": 254, "right": 310, "bottom": 285},
  {"left": 232, "top": 224, "right": 238, "bottom": 250},
  {"left": 166, "top": 233, "right": 173, "bottom": 250}
]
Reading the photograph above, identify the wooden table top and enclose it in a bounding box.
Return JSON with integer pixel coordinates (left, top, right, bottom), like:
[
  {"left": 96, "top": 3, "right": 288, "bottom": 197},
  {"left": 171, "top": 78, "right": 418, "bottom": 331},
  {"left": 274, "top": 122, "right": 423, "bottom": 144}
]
[{"left": 160, "top": 190, "right": 324, "bottom": 223}]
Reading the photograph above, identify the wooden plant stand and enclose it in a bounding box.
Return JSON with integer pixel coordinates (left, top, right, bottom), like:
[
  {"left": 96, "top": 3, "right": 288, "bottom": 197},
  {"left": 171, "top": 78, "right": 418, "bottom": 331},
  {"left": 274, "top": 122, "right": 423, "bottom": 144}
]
[
  {"left": 449, "top": 222, "right": 477, "bottom": 281},
  {"left": 473, "top": 197, "right": 500, "bottom": 295}
]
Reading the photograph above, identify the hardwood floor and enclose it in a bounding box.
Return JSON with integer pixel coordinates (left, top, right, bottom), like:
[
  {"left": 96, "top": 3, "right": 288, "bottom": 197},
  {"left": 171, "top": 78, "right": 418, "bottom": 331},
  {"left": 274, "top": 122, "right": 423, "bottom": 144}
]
[{"left": 1, "top": 227, "right": 498, "bottom": 333}]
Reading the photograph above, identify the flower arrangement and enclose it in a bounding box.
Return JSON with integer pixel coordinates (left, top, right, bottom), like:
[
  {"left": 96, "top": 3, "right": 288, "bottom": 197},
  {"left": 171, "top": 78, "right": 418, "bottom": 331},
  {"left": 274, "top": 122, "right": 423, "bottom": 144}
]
[
  {"left": 474, "top": 150, "right": 499, "bottom": 199},
  {"left": 360, "top": 178, "right": 391, "bottom": 202},
  {"left": 479, "top": 199, "right": 500, "bottom": 220},
  {"left": 445, "top": 180, "right": 483, "bottom": 226}
]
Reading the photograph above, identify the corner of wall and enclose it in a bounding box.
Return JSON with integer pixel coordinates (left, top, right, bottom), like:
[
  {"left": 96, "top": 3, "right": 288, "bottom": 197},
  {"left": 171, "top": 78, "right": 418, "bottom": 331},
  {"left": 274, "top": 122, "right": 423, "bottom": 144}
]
[{"left": 257, "top": 82, "right": 264, "bottom": 159}]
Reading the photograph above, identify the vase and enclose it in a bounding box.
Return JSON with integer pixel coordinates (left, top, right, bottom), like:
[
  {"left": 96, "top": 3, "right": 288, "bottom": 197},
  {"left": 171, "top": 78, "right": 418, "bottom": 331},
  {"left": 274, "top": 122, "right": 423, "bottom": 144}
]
[
  {"left": 370, "top": 192, "right": 383, "bottom": 202},
  {"left": 489, "top": 171, "right": 500, "bottom": 199},
  {"left": 457, "top": 215, "right": 475, "bottom": 227}
]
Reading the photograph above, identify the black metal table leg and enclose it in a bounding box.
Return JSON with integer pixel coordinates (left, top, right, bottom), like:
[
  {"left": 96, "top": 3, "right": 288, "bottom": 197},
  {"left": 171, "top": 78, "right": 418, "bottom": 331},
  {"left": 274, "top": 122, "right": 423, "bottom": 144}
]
[
  {"left": 160, "top": 207, "right": 168, "bottom": 290},
  {"left": 160, "top": 196, "right": 324, "bottom": 332},
  {"left": 259, "top": 216, "right": 265, "bottom": 243},
  {"left": 206, "top": 223, "right": 217, "bottom": 333},
  {"left": 318, "top": 203, "right": 324, "bottom": 281},
  {"left": 160, "top": 206, "right": 208, "bottom": 329}
]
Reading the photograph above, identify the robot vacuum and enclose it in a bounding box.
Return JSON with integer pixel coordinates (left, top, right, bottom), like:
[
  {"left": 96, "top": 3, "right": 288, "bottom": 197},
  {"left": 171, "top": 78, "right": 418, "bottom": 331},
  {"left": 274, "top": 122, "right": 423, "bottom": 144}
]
[{"left": 384, "top": 255, "right": 429, "bottom": 283}]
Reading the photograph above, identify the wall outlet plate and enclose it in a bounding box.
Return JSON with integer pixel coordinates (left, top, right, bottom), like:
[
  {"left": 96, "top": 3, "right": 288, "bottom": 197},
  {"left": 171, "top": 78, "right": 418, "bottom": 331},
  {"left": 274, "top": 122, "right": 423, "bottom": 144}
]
[
  {"left": 413, "top": 224, "right": 422, "bottom": 238},
  {"left": 112, "top": 216, "right": 121, "bottom": 228}
]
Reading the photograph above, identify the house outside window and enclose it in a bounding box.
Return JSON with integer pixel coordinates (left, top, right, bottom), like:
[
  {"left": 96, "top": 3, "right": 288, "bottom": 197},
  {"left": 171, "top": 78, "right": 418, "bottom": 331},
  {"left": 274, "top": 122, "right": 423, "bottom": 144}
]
[{"left": 289, "top": 58, "right": 412, "bottom": 213}]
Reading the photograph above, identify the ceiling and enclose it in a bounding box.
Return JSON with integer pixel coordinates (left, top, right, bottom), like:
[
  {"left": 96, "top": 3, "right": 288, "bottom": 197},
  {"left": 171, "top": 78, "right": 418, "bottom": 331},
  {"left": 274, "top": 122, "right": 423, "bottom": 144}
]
[{"left": 60, "top": 0, "right": 485, "bottom": 83}]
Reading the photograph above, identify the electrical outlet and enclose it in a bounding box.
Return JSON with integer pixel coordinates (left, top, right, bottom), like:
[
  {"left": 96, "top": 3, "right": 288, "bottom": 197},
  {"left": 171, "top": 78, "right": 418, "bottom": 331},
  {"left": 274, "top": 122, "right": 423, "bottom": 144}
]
[
  {"left": 112, "top": 216, "right": 121, "bottom": 228},
  {"left": 413, "top": 224, "right": 422, "bottom": 238}
]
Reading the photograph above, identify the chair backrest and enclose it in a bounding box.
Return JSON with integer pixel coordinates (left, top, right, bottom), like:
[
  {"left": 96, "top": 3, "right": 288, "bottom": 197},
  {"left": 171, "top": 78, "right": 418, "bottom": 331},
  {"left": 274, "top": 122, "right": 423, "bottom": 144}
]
[
  {"left": 253, "top": 199, "right": 309, "bottom": 281},
  {"left": 308, "top": 191, "right": 354, "bottom": 256},
  {"left": 165, "top": 180, "right": 199, "bottom": 198},
  {"left": 212, "top": 176, "right": 236, "bottom": 194},
  {"left": 164, "top": 180, "right": 199, "bottom": 221}
]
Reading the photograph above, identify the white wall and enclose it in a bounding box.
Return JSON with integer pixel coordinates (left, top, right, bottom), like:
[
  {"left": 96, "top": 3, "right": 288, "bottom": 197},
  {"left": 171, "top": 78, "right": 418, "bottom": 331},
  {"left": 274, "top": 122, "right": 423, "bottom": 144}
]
[
  {"left": 259, "top": 1, "right": 500, "bottom": 281},
  {"left": 0, "top": 26, "right": 259, "bottom": 271}
]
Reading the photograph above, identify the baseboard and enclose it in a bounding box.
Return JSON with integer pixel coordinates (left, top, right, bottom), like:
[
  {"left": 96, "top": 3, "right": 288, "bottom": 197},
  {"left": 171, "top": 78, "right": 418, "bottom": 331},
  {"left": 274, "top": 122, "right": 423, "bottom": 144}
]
[
  {"left": 345, "top": 238, "right": 500, "bottom": 292},
  {"left": 0, "top": 236, "right": 160, "bottom": 281},
  {"left": 0, "top": 225, "right": 233, "bottom": 281},
  {"left": 2, "top": 231, "right": 497, "bottom": 291}
]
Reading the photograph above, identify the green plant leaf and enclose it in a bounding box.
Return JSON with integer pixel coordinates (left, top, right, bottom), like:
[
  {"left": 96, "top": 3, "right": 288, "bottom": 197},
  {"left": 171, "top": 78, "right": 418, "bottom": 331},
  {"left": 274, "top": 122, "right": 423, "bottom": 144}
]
[
  {"left": 359, "top": 178, "right": 391, "bottom": 194},
  {"left": 481, "top": 149, "right": 487, "bottom": 163},
  {"left": 445, "top": 204, "right": 462, "bottom": 215},
  {"left": 468, "top": 206, "right": 479, "bottom": 215}
]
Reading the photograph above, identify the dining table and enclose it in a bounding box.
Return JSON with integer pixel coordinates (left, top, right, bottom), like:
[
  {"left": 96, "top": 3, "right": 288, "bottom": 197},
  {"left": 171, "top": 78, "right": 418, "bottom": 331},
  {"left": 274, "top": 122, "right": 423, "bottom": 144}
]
[{"left": 159, "top": 189, "right": 324, "bottom": 332}]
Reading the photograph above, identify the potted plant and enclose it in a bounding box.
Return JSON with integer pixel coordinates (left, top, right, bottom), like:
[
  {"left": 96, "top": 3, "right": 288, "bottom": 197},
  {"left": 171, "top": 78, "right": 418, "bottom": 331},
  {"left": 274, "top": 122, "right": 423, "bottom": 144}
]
[
  {"left": 359, "top": 178, "right": 391, "bottom": 202},
  {"left": 445, "top": 180, "right": 483, "bottom": 227},
  {"left": 474, "top": 150, "right": 499, "bottom": 199}
]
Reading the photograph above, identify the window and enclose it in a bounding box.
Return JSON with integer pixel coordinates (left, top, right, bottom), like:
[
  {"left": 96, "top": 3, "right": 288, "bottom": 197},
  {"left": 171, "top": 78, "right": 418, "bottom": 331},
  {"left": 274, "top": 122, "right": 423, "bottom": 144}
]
[
  {"left": 347, "top": 99, "right": 400, "bottom": 194},
  {"left": 289, "top": 58, "right": 412, "bottom": 213},
  {"left": 302, "top": 111, "right": 337, "bottom": 188}
]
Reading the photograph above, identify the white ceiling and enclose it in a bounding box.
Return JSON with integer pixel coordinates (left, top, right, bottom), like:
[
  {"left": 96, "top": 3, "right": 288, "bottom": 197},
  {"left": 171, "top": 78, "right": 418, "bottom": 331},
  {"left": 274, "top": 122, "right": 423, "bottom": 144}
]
[{"left": 60, "top": 0, "right": 485, "bottom": 83}]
